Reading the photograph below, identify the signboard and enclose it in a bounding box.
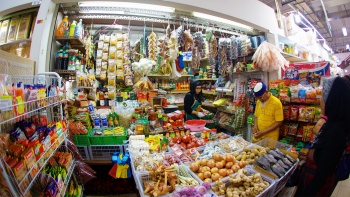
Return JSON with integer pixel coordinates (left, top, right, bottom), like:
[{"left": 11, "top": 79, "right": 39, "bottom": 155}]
[
  {"left": 281, "top": 0, "right": 296, "bottom": 6},
  {"left": 282, "top": 61, "right": 330, "bottom": 80}
]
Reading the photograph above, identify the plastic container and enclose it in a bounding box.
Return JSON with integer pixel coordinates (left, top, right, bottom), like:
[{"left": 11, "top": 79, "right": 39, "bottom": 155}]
[
  {"left": 185, "top": 120, "right": 206, "bottom": 131},
  {"left": 55, "top": 16, "right": 68, "bottom": 36},
  {"left": 73, "top": 133, "right": 91, "bottom": 146}
]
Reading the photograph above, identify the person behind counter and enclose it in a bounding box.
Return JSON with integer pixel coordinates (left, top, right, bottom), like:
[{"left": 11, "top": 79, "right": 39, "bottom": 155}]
[
  {"left": 252, "top": 82, "right": 284, "bottom": 142},
  {"left": 184, "top": 80, "right": 209, "bottom": 120}
]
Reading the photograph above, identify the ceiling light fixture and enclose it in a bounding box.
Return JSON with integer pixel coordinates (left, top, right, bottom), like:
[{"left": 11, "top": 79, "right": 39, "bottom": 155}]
[
  {"left": 347, "top": 44, "right": 349, "bottom": 50},
  {"left": 79, "top": 10, "right": 125, "bottom": 14},
  {"left": 343, "top": 27, "right": 348, "bottom": 37},
  {"left": 193, "top": 12, "right": 253, "bottom": 30},
  {"left": 78, "top": 2, "right": 175, "bottom": 12}
]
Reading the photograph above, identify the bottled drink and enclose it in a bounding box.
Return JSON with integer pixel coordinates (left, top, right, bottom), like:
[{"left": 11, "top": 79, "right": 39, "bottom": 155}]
[
  {"left": 56, "top": 50, "right": 63, "bottom": 69},
  {"left": 69, "top": 20, "right": 76, "bottom": 37},
  {"left": 62, "top": 50, "right": 68, "bottom": 70}
]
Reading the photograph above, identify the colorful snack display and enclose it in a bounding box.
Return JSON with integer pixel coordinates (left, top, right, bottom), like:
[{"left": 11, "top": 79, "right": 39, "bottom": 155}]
[
  {"left": 290, "top": 106, "right": 299, "bottom": 121},
  {"left": 283, "top": 106, "right": 291, "bottom": 120}
]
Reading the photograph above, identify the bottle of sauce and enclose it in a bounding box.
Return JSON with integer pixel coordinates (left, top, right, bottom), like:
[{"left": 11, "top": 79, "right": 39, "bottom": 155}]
[
  {"left": 56, "top": 50, "right": 63, "bottom": 69},
  {"left": 98, "top": 89, "right": 105, "bottom": 106},
  {"left": 149, "top": 110, "right": 156, "bottom": 126}
]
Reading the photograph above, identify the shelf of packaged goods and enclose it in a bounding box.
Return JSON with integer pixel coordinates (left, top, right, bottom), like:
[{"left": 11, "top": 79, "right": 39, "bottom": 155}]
[
  {"left": 280, "top": 52, "right": 308, "bottom": 63},
  {"left": 55, "top": 36, "right": 85, "bottom": 47},
  {"left": 53, "top": 69, "right": 76, "bottom": 76},
  {"left": 59, "top": 161, "right": 76, "bottom": 197},
  {"left": 6, "top": 134, "right": 67, "bottom": 196},
  {"left": 168, "top": 90, "right": 188, "bottom": 94},
  {"left": 147, "top": 74, "right": 194, "bottom": 77},
  {"left": 202, "top": 90, "right": 217, "bottom": 95},
  {"left": 0, "top": 38, "right": 32, "bottom": 47},
  {"left": 0, "top": 95, "right": 62, "bottom": 125},
  {"left": 196, "top": 78, "right": 217, "bottom": 81}
]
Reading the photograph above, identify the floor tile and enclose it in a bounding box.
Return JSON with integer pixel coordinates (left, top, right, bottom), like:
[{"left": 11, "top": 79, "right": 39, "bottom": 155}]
[
  {"left": 331, "top": 185, "right": 340, "bottom": 197},
  {"left": 336, "top": 186, "right": 350, "bottom": 197},
  {"left": 340, "top": 178, "right": 350, "bottom": 188}
]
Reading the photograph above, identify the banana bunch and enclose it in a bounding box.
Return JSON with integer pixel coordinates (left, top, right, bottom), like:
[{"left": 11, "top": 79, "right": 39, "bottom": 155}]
[
  {"left": 148, "top": 32, "right": 157, "bottom": 61},
  {"left": 159, "top": 59, "right": 172, "bottom": 75},
  {"left": 66, "top": 179, "right": 82, "bottom": 197},
  {"left": 113, "top": 126, "right": 125, "bottom": 135}
]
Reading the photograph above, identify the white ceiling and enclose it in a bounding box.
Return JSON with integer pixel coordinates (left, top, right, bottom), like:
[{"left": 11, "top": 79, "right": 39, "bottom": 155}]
[{"left": 259, "top": 0, "right": 350, "bottom": 54}]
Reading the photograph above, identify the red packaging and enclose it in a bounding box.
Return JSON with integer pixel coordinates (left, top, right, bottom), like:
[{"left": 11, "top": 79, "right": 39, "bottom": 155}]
[
  {"left": 174, "top": 110, "right": 184, "bottom": 119},
  {"left": 283, "top": 106, "right": 291, "bottom": 120},
  {"left": 290, "top": 106, "right": 299, "bottom": 121},
  {"left": 288, "top": 123, "right": 299, "bottom": 136}
]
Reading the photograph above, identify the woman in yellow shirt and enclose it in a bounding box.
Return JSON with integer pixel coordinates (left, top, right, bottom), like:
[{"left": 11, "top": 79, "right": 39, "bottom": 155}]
[{"left": 252, "top": 82, "right": 284, "bottom": 142}]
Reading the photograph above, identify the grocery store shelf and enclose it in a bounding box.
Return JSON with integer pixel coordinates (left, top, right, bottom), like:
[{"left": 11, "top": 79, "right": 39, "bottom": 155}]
[
  {"left": 280, "top": 52, "right": 308, "bottom": 63},
  {"left": 196, "top": 78, "right": 217, "bottom": 81},
  {"left": 233, "top": 70, "right": 262, "bottom": 74},
  {"left": 147, "top": 74, "right": 170, "bottom": 77},
  {"left": 21, "top": 135, "right": 67, "bottom": 195},
  {"left": 77, "top": 86, "right": 95, "bottom": 89},
  {"left": 60, "top": 161, "right": 76, "bottom": 197},
  {"left": 53, "top": 69, "right": 76, "bottom": 76},
  {"left": 0, "top": 38, "right": 31, "bottom": 47},
  {"left": 55, "top": 36, "right": 85, "bottom": 46},
  {"left": 168, "top": 90, "right": 188, "bottom": 94},
  {"left": 202, "top": 90, "right": 217, "bottom": 95},
  {"left": 183, "top": 58, "right": 208, "bottom": 62}
]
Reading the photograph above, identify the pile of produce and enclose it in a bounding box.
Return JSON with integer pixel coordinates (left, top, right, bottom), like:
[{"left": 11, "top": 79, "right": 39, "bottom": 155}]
[
  {"left": 177, "top": 165, "right": 199, "bottom": 187},
  {"left": 170, "top": 144, "right": 193, "bottom": 163},
  {"left": 189, "top": 153, "right": 247, "bottom": 183},
  {"left": 173, "top": 182, "right": 212, "bottom": 197},
  {"left": 212, "top": 169, "right": 270, "bottom": 197},
  {"left": 143, "top": 164, "right": 179, "bottom": 196},
  {"left": 65, "top": 178, "right": 83, "bottom": 197},
  {"left": 133, "top": 153, "right": 182, "bottom": 172},
  {"left": 219, "top": 137, "right": 250, "bottom": 153},
  {"left": 169, "top": 134, "right": 206, "bottom": 149},
  {"left": 68, "top": 121, "right": 88, "bottom": 135},
  {"left": 233, "top": 146, "right": 269, "bottom": 164},
  {"left": 255, "top": 149, "right": 297, "bottom": 178}
]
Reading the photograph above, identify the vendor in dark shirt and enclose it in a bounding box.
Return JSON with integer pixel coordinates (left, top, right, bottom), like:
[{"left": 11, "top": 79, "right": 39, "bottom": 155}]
[{"left": 184, "top": 80, "right": 209, "bottom": 120}]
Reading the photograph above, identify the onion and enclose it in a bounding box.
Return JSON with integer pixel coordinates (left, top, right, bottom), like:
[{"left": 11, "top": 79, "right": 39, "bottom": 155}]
[
  {"left": 210, "top": 167, "right": 219, "bottom": 174},
  {"left": 225, "top": 154, "right": 235, "bottom": 162},
  {"left": 202, "top": 182, "right": 212, "bottom": 190},
  {"left": 225, "top": 162, "right": 233, "bottom": 169},
  {"left": 227, "top": 169, "right": 234, "bottom": 175},
  {"left": 201, "top": 159, "right": 208, "bottom": 166},
  {"left": 231, "top": 164, "right": 240, "bottom": 172},
  {"left": 218, "top": 169, "right": 227, "bottom": 177},
  {"left": 216, "top": 162, "right": 224, "bottom": 169},
  {"left": 221, "top": 159, "right": 226, "bottom": 166},
  {"left": 204, "top": 178, "right": 212, "bottom": 183},
  {"left": 190, "top": 163, "right": 199, "bottom": 172},
  {"left": 238, "top": 161, "right": 247, "bottom": 168},
  {"left": 201, "top": 166, "right": 211, "bottom": 173},
  {"left": 211, "top": 173, "right": 220, "bottom": 182},
  {"left": 204, "top": 171, "right": 211, "bottom": 179},
  {"left": 207, "top": 160, "right": 215, "bottom": 168},
  {"left": 196, "top": 186, "right": 207, "bottom": 195},
  {"left": 198, "top": 172, "right": 205, "bottom": 180}
]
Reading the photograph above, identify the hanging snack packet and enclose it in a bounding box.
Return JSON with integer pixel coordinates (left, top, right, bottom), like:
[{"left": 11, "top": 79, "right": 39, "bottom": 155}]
[
  {"left": 108, "top": 113, "right": 114, "bottom": 127},
  {"left": 283, "top": 105, "right": 291, "bottom": 120},
  {"left": 288, "top": 123, "right": 298, "bottom": 136},
  {"left": 109, "top": 46, "right": 117, "bottom": 59},
  {"left": 290, "top": 106, "right": 299, "bottom": 121},
  {"left": 110, "top": 34, "right": 117, "bottom": 46},
  {"left": 113, "top": 112, "right": 119, "bottom": 126},
  {"left": 298, "top": 106, "right": 307, "bottom": 122}
]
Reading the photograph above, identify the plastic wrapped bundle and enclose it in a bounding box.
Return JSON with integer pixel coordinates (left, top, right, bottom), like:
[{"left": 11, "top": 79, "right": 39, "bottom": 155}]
[
  {"left": 236, "top": 37, "right": 242, "bottom": 57},
  {"left": 252, "top": 41, "right": 289, "bottom": 72}
]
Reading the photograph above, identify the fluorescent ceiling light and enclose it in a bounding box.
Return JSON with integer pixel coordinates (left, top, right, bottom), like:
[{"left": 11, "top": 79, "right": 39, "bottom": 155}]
[
  {"left": 347, "top": 44, "right": 349, "bottom": 50},
  {"left": 79, "top": 10, "right": 125, "bottom": 14},
  {"left": 294, "top": 13, "right": 301, "bottom": 23},
  {"left": 345, "top": 70, "right": 348, "bottom": 73},
  {"left": 342, "top": 27, "right": 347, "bottom": 37},
  {"left": 193, "top": 12, "right": 253, "bottom": 30},
  {"left": 78, "top": 2, "right": 175, "bottom": 12}
]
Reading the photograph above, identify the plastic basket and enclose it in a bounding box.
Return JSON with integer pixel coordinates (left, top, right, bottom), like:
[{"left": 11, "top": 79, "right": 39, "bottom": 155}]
[
  {"left": 73, "top": 134, "right": 90, "bottom": 146},
  {"left": 254, "top": 138, "right": 292, "bottom": 151},
  {"left": 89, "top": 128, "right": 127, "bottom": 145},
  {"left": 88, "top": 145, "right": 124, "bottom": 160},
  {"left": 135, "top": 173, "right": 172, "bottom": 197},
  {"left": 76, "top": 145, "right": 90, "bottom": 160},
  {"left": 211, "top": 167, "right": 276, "bottom": 197}
]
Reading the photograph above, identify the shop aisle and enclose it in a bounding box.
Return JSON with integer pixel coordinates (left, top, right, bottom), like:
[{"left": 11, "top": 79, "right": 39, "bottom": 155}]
[{"left": 332, "top": 177, "right": 350, "bottom": 197}]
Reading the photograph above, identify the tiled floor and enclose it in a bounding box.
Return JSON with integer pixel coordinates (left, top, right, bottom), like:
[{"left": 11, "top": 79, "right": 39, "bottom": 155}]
[{"left": 332, "top": 177, "right": 350, "bottom": 197}]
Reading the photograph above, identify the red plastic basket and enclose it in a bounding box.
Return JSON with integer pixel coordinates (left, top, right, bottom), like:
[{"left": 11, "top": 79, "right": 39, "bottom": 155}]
[{"left": 185, "top": 120, "right": 206, "bottom": 131}]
